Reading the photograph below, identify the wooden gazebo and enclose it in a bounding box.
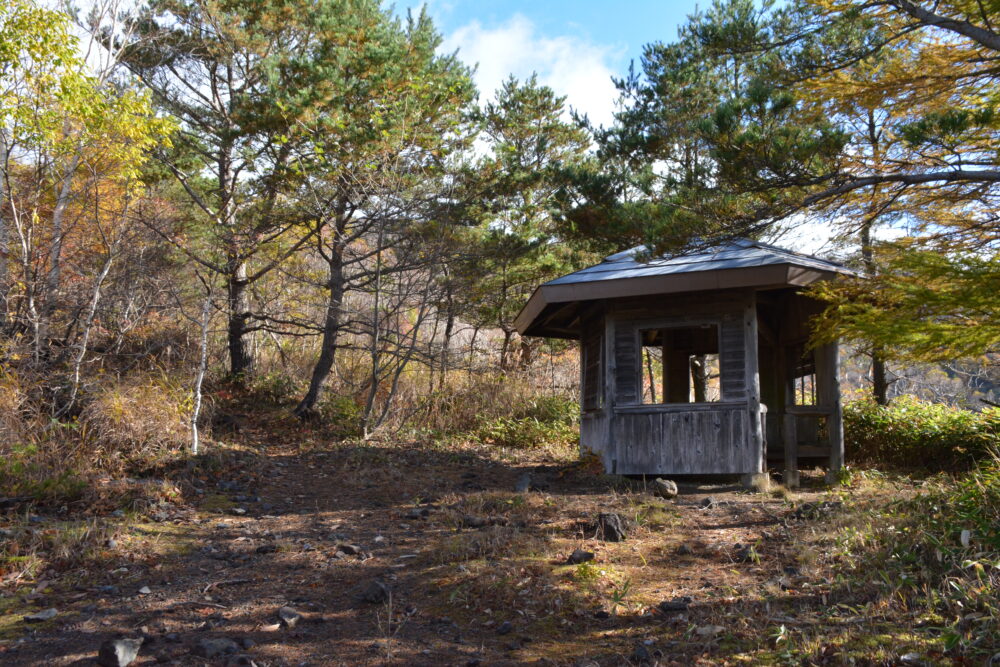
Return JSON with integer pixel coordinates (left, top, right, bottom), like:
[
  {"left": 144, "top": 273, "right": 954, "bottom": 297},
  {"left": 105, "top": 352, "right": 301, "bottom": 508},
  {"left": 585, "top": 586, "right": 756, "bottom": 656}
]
[{"left": 514, "top": 240, "right": 854, "bottom": 488}]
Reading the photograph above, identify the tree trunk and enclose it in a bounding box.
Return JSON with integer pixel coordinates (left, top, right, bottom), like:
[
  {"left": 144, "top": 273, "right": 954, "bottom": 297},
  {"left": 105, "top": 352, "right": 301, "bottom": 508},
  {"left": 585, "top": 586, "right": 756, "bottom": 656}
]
[
  {"left": 191, "top": 287, "right": 212, "bottom": 455},
  {"left": 226, "top": 263, "right": 253, "bottom": 379},
  {"left": 500, "top": 329, "right": 514, "bottom": 371},
  {"left": 690, "top": 354, "right": 708, "bottom": 402},
  {"left": 36, "top": 152, "right": 81, "bottom": 359},
  {"left": 0, "top": 132, "right": 10, "bottom": 329},
  {"left": 294, "top": 247, "right": 345, "bottom": 416},
  {"left": 871, "top": 352, "right": 890, "bottom": 405}
]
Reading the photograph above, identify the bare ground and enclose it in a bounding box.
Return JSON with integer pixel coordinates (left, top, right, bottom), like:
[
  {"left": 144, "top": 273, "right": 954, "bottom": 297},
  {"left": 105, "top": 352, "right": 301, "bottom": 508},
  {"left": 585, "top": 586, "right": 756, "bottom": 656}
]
[{"left": 0, "top": 432, "right": 939, "bottom": 666}]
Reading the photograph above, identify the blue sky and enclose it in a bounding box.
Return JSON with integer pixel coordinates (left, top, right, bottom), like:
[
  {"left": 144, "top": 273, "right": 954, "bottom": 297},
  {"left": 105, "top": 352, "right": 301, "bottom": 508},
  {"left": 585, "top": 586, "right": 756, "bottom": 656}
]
[{"left": 414, "top": 0, "right": 707, "bottom": 126}]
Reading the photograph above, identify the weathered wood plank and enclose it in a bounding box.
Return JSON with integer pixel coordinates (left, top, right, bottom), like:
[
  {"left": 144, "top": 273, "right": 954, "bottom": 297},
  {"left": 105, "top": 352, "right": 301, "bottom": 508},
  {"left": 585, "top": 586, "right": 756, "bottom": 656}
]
[{"left": 740, "top": 294, "right": 764, "bottom": 475}]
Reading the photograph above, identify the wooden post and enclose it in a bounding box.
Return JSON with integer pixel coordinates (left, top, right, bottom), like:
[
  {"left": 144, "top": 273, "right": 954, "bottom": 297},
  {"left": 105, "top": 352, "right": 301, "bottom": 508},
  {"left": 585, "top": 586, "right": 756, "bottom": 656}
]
[
  {"left": 818, "top": 341, "right": 844, "bottom": 484},
  {"left": 782, "top": 413, "right": 799, "bottom": 489},
  {"left": 603, "top": 314, "right": 617, "bottom": 473},
  {"left": 781, "top": 344, "right": 799, "bottom": 488},
  {"left": 740, "top": 292, "right": 768, "bottom": 490}
]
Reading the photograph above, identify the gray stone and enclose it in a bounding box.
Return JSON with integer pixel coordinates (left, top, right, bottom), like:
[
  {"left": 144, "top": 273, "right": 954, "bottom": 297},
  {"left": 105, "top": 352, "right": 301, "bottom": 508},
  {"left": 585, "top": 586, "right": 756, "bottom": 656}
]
[
  {"left": 360, "top": 580, "right": 389, "bottom": 604},
  {"left": 278, "top": 606, "right": 302, "bottom": 629},
  {"left": 514, "top": 473, "right": 531, "bottom": 493},
  {"left": 630, "top": 644, "right": 652, "bottom": 664},
  {"left": 734, "top": 544, "right": 759, "bottom": 563},
  {"left": 596, "top": 513, "right": 627, "bottom": 542},
  {"left": 194, "top": 637, "right": 240, "bottom": 659},
  {"left": 23, "top": 608, "right": 57, "bottom": 622},
  {"left": 566, "top": 549, "right": 594, "bottom": 565},
  {"left": 651, "top": 478, "right": 678, "bottom": 499},
  {"left": 657, "top": 597, "right": 691, "bottom": 613},
  {"left": 497, "top": 620, "right": 512, "bottom": 635},
  {"left": 336, "top": 543, "right": 363, "bottom": 555},
  {"left": 97, "top": 637, "right": 143, "bottom": 667}
]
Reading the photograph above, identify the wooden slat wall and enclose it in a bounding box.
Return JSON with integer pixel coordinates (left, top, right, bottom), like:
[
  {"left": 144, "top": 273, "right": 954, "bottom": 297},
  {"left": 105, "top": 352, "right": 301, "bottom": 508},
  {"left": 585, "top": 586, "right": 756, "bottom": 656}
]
[
  {"left": 613, "top": 325, "right": 639, "bottom": 405},
  {"left": 719, "top": 316, "right": 746, "bottom": 401},
  {"left": 581, "top": 321, "right": 603, "bottom": 412},
  {"left": 612, "top": 404, "right": 754, "bottom": 474}
]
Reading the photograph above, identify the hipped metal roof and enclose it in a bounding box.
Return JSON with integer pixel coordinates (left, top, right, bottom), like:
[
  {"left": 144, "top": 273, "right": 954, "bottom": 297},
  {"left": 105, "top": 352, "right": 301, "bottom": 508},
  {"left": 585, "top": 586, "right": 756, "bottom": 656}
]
[{"left": 514, "top": 239, "right": 855, "bottom": 339}]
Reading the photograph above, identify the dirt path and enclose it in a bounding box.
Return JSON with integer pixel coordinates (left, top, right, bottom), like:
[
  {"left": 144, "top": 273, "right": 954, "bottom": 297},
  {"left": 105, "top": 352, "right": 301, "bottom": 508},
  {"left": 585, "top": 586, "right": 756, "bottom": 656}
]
[{"left": 2, "top": 440, "right": 870, "bottom": 666}]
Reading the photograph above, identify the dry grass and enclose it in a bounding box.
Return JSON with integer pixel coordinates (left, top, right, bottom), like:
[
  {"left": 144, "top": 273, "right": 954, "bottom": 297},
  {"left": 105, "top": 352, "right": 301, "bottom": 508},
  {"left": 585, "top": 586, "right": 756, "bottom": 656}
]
[{"left": 81, "top": 374, "right": 193, "bottom": 471}]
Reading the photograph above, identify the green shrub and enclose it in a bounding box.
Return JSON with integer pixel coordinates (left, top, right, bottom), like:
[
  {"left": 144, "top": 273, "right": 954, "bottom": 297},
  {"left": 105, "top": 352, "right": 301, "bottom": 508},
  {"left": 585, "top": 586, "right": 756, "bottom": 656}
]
[
  {"left": 248, "top": 371, "right": 300, "bottom": 405},
  {"left": 474, "top": 414, "right": 577, "bottom": 450},
  {"left": 319, "top": 393, "right": 363, "bottom": 438},
  {"left": 844, "top": 396, "right": 1000, "bottom": 470},
  {"left": 472, "top": 388, "right": 578, "bottom": 449}
]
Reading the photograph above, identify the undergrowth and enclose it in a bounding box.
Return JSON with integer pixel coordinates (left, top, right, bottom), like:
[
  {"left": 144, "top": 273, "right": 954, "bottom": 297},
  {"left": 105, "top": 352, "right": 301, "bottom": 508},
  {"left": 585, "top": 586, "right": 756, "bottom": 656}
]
[
  {"left": 831, "top": 461, "right": 1000, "bottom": 658},
  {"left": 844, "top": 395, "right": 1000, "bottom": 470}
]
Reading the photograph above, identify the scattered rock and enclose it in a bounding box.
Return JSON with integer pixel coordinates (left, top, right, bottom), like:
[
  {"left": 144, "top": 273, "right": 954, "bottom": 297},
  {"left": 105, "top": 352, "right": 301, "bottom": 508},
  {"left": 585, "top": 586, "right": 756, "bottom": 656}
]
[
  {"left": 23, "top": 608, "right": 57, "bottom": 622},
  {"left": 695, "top": 624, "right": 725, "bottom": 637},
  {"left": 596, "top": 513, "right": 628, "bottom": 542},
  {"left": 899, "top": 653, "right": 925, "bottom": 666},
  {"left": 593, "top": 610, "right": 610, "bottom": 620},
  {"left": 194, "top": 637, "right": 240, "bottom": 659},
  {"left": 97, "top": 637, "right": 143, "bottom": 667},
  {"left": 792, "top": 501, "right": 842, "bottom": 520},
  {"left": 630, "top": 644, "right": 652, "bottom": 664},
  {"left": 497, "top": 620, "right": 513, "bottom": 635},
  {"left": 336, "top": 543, "right": 363, "bottom": 555},
  {"left": 733, "top": 544, "right": 759, "bottom": 563},
  {"left": 278, "top": 606, "right": 302, "bottom": 629},
  {"left": 460, "top": 515, "right": 488, "bottom": 528},
  {"left": 405, "top": 508, "right": 431, "bottom": 520},
  {"left": 676, "top": 543, "right": 693, "bottom": 555},
  {"left": 111, "top": 510, "right": 125, "bottom": 518},
  {"left": 255, "top": 544, "right": 278, "bottom": 554},
  {"left": 700, "top": 497, "right": 715, "bottom": 509},
  {"left": 229, "top": 507, "right": 247, "bottom": 516},
  {"left": 657, "top": 597, "right": 692, "bottom": 613},
  {"left": 137, "top": 586, "right": 151, "bottom": 595},
  {"left": 359, "top": 580, "right": 390, "bottom": 604},
  {"left": 651, "top": 478, "right": 678, "bottom": 499},
  {"left": 514, "top": 472, "right": 532, "bottom": 493},
  {"left": 566, "top": 549, "right": 595, "bottom": 565},
  {"left": 239, "top": 637, "right": 256, "bottom": 650},
  {"left": 105, "top": 538, "right": 118, "bottom": 549}
]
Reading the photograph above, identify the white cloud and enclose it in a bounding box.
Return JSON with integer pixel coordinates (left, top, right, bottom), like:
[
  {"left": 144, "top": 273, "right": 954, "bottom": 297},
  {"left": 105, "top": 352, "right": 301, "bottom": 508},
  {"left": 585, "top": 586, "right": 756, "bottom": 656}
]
[{"left": 440, "top": 14, "right": 622, "bottom": 128}]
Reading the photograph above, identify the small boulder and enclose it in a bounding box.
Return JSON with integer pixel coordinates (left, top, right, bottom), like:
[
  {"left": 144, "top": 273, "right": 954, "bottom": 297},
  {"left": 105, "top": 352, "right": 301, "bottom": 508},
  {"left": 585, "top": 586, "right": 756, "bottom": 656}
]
[
  {"left": 278, "top": 606, "right": 302, "bottom": 629},
  {"left": 97, "top": 637, "right": 143, "bottom": 667},
  {"left": 733, "top": 544, "right": 759, "bottom": 563},
  {"left": 194, "top": 637, "right": 240, "bottom": 659},
  {"left": 497, "top": 620, "right": 513, "bottom": 635},
  {"left": 23, "top": 608, "right": 57, "bottom": 622},
  {"left": 630, "top": 644, "right": 652, "bottom": 664},
  {"left": 651, "top": 478, "right": 678, "bottom": 499},
  {"left": 359, "top": 580, "right": 390, "bottom": 604},
  {"left": 657, "top": 596, "right": 691, "bottom": 613},
  {"left": 596, "top": 513, "right": 628, "bottom": 542},
  {"left": 566, "top": 549, "right": 594, "bottom": 565},
  {"left": 514, "top": 473, "right": 532, "bottom": 493},
  {"left": 336, "top": 543, "right": 363, "bottom": 555}
]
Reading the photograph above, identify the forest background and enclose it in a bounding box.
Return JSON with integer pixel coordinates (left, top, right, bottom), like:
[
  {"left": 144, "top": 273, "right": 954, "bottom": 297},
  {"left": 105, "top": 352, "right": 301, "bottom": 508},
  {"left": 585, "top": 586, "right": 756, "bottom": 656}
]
[{"left": 2, "top": 0, "right": 1000, "bottom": 492}]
